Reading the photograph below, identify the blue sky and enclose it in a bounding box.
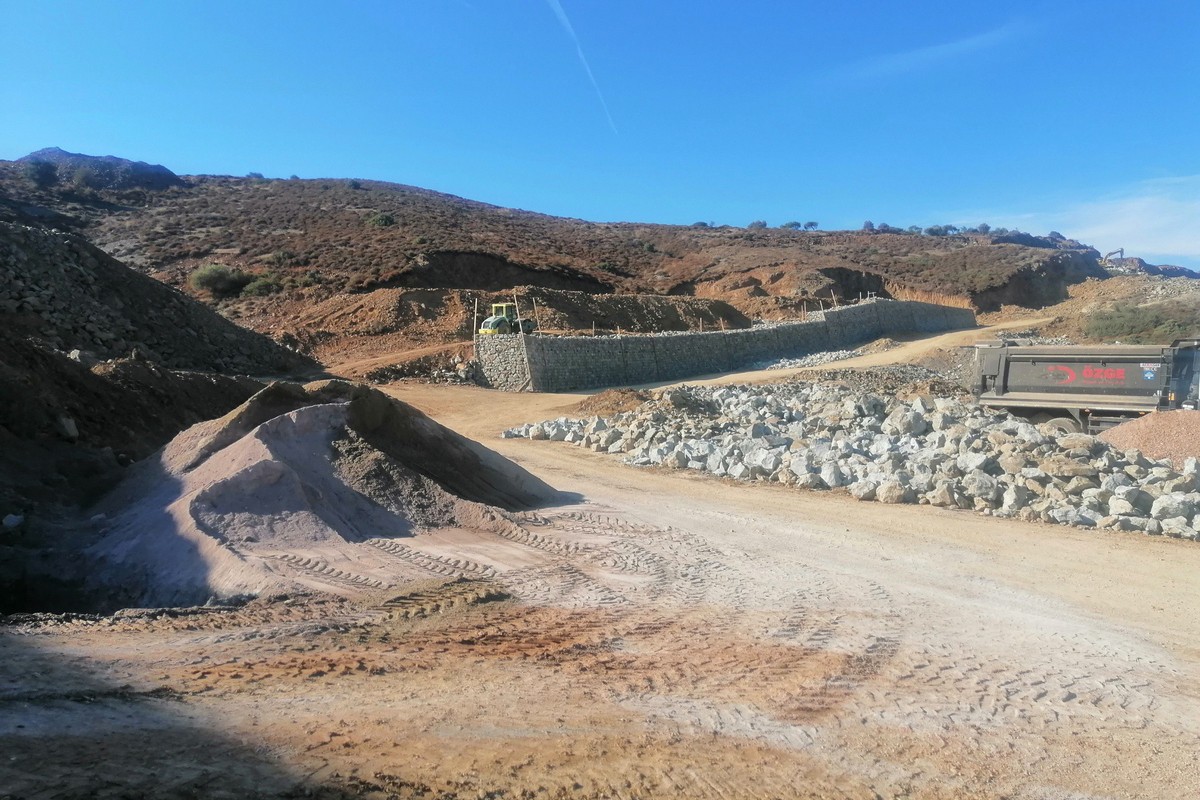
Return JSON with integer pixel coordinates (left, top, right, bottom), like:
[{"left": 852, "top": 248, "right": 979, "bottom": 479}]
[{"left": 3, "top": 0, "right": 1199, "bottom": 268}]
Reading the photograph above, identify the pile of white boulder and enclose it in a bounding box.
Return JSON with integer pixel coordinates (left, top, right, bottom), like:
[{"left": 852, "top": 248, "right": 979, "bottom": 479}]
[{"left": 504, "top": 382, "right": 1199, "bottom": 540}]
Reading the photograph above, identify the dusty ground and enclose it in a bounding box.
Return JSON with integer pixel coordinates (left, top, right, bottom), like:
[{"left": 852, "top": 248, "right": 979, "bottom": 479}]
[{"left": 5, "top": 328, "right": 1200, "bottom": 799}]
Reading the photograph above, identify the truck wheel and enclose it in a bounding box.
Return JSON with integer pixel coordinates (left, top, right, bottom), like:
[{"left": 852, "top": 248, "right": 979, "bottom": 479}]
[{"left": 1043, "top": 417, "right": 1081, "bottom": 435}]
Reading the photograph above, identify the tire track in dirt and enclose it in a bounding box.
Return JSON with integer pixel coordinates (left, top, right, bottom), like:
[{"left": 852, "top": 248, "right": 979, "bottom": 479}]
[
  {"left": 501, "top": 562, "right": 631, "bottom": 608},
  {"left": 365, "top": 538, "right": 499, "bottom": 580},
  {"left": 491, "top": 515, "right": 594, "bottom": 556},
  {"left": 521, "top": 509, "right": 678, "bottom": 539},
  {"left": 527, "top": 509, "right": 735, "bottom": 608},
  {"left": 371, "top": 578, "right": 511, "bottom": 621},
  {"left": 262, "top": 553, "right": 392, "bottom": 592}
]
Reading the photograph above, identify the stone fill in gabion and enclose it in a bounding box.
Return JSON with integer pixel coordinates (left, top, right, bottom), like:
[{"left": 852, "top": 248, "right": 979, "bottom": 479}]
[
  {"left": 478, "top": 299, "right": 976, "bottom": 392},
  {"left": 504, "top": 382, "right": 1199, "bottom": 540}
]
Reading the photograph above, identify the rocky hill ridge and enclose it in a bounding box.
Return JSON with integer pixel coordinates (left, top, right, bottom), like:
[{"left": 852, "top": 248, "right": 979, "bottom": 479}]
[{"left": 17, "top": 147, "right": 183, "bottom": 191}]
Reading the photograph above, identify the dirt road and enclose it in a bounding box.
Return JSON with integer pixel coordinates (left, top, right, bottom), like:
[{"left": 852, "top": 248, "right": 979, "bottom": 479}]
[{"left": 4, "top": 340, "right": 1200, "bottom": 799}]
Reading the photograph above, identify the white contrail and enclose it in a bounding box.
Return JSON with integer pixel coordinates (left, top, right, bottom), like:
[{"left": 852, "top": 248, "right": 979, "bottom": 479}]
[
  {"left": 826, "top": 21, "right": 1031, "bottom": 84},
  {"left": 544, "top": 0, "right": 618, "bottom": 133}
]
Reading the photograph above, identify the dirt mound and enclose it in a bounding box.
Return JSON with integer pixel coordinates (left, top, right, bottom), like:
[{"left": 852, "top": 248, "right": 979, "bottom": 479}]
[
  {"left": 573, "top": 389, "right": 652, "bottom": 416},
  {"left": 83, "top": 381, "right": 556, "bottom": 608},
  {"left": 0, "top": 329, "right": 263, "bottom": 513},
  {"left": 0, "top": 334, "right": 272, "bottom": 613},
  {"left": 0, "top": 220, "right": 313, "bottom": 374},
  {"left": 1098, "top": 410, "right": 1200, "bottom": 469},
  {"left": 521, "top": 286, "right": 751, "bottom": 335}
]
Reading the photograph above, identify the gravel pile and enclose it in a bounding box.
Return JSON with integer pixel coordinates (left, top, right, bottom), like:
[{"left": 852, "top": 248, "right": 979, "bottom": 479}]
[
  {"left": 1146, "top": 276, "right": 1200, "bottom": 300},
  {"left": 996, "top": 330, "right": 1074, "bottom": 346},
  {"left": 1099, "top": 411, "right": 1200, "bottom": 470},
  {"left": 795, "top": 364, "right": 964, "bottom": 396},
  {"left": 757, "top": 349, "right": 861, "bottom": 370},
  {"left": 505, "top": 381, "right": 1200, "bottom": 540}
]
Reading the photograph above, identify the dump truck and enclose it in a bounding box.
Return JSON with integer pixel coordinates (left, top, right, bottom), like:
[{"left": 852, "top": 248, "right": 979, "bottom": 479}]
[
  {"left": 477, "top": 303, "right": 536, "bottom": 336},
  {"left": 973, "top": 338, "right": 1200, "bottom": 434}
]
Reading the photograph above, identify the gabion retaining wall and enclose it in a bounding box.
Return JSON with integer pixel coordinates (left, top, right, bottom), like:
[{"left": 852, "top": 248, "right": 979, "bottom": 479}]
[{"left": 477, "top": 299, "right": 976, "bottom": 392}]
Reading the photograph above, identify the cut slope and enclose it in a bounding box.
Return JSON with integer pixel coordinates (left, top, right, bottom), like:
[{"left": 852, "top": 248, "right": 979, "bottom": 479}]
[{"left": 287, "top": 286, "right": 754, "bottom": 369}]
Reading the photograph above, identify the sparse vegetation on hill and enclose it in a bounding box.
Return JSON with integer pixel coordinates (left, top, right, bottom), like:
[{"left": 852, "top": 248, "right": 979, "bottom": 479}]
[
  {"left": 6, "top": 147, "right": 1192, "bottom": 366},
  {"left": 1084, "top": 301, "right": 1200, "bottom": 343},
  {"left": 16, "top": 147, "right": 182, "bottom": 191},
  {"left": 0, "top": 155, "right": 1109, "bottom": 315}
]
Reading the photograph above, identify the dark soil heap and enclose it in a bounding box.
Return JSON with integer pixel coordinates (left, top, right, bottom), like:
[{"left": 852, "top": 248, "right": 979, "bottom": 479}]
[{"left": 0, "top": 220, "right": 313, "bottom": 375}]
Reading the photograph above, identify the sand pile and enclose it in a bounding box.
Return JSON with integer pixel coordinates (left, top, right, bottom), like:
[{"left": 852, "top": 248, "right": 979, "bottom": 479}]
[
  {"left": 1099, "top": 410, "right": 1200, "bottom": 469},
  {"left": 85, "top": 381, "right": 555, "bottom": 608}
]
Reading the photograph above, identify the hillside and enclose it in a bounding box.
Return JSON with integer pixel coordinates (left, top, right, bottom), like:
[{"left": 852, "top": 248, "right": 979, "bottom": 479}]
[
  {"left": 1002, "top": 274, "right": 1200, "bottom": 344},
  {"left": 7, "top": 147, "right": 1198, "bottom": 375},
  {"left": 0, "top": 153, "right": 1114, "bottom": 330}
]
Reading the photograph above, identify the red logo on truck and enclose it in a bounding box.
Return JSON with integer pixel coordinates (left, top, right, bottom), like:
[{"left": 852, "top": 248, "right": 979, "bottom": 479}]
[
  {"left": 1045, "top": 364, "right": 1126, "bottom": 385},
  {"left": 1081, "top": 365, "right": 1126, "bottom": 384}
]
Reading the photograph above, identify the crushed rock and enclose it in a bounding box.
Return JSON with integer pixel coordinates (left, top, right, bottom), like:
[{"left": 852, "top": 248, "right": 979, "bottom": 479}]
[
  {"left": 757, "top": 349, "right": 861, "bottom": 370},
  {"left": 1099, "top": 411, "right": 1200, "bottom": 470}
]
